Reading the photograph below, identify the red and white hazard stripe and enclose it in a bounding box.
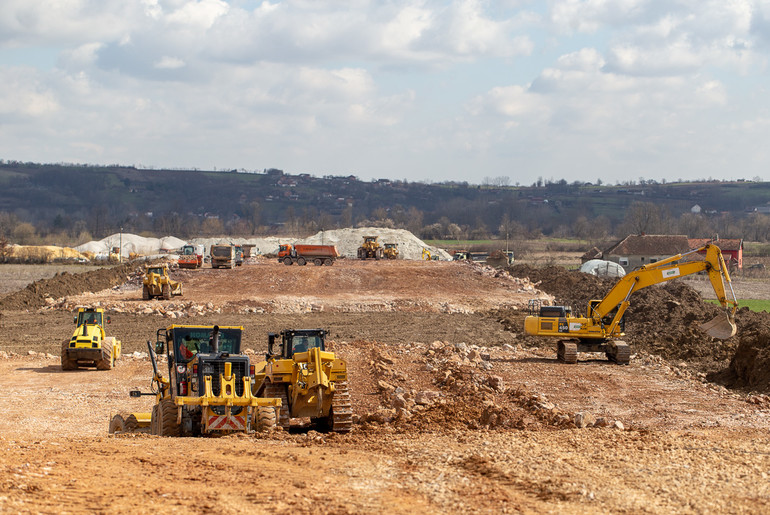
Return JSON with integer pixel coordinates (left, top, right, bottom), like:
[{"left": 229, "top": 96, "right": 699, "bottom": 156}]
[{"left": 207, "top": 414, "right": 246, "bottom": 431}]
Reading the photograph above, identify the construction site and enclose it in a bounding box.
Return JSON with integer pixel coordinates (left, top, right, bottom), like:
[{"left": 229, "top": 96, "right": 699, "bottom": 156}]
[{"left": 1, "top": 232, "right": 769, "bottom": 513}]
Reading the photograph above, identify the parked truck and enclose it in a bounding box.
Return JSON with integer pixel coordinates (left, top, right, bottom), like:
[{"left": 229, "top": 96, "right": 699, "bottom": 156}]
[
  {"left": 210, "top": 244, "right": 236, "bottom": 269},
  {"left": 278, "top": 244, "right": 339, "bottom": 266},
  {"left": 178, "top": 244, "right": 204, "bottom": 269}
]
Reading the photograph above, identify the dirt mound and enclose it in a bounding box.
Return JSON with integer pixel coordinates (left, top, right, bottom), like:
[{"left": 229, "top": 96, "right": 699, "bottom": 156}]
[
  {"left": 0, "top": 262, "right": 138, "bottom": 310},
  {"left": 722, "top": 310, "right": 770, "bottom": 391}
]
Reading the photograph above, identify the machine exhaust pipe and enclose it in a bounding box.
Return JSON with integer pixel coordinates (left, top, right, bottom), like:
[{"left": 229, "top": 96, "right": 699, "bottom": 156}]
[{"left": 210, "top": 325, "right": 220, "bottom": 353}]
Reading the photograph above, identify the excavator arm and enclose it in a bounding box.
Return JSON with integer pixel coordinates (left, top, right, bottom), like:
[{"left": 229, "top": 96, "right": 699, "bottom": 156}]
[{"left": 589, "top": 244, "right": 737, "bottom": 338}]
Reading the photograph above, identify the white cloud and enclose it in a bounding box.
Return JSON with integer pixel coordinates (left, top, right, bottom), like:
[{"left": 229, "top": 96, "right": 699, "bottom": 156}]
[{"left": 0, "top": 1, "right": 769, "bottom": 183}]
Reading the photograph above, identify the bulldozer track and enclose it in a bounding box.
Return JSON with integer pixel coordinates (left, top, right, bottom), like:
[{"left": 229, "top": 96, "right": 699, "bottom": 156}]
[
  {"left": 264, "top": 382, "right": 290, "bottom": 429},
  {"left": 607, "top": 340, "right": 631, "bottom": 365},
  {"left": 557, "top": 340, "right": 578, "bottom": 364},
  {"left": 331, "top": 381, "right": 353, "bottom": 433}
]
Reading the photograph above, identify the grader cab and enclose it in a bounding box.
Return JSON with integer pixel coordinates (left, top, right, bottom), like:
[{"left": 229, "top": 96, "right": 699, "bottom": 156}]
[{"left": 109, "top": 325, "right": 281, "bottom": 436}]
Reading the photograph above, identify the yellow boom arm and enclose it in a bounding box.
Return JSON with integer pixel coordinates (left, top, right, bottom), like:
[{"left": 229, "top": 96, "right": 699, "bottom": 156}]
[{"left": 589, "top": 244, "right": 737, "bottom": 337}]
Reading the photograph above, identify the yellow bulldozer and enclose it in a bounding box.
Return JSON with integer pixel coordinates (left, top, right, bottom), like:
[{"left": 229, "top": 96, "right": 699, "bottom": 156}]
[
  {"left": 142, "top": 263, "right": 182, "bottom": 300},
  {"left": 383, "top": 242, "right": 399, "bottom": 260},
  {"left": 109, "top": 325, "right": 281, "bottom": 436},
  {"left": 357, "top": 235, "right": 384, "bottom": 260},
  {"left": 254, "top": 329, "right": 352, "bottom": 433},
  {"left": 62, "top": 307, "right": 121, "bottom": 370},
  {"left": 524, "top": 243, "right": 738, "bottom": 365}
]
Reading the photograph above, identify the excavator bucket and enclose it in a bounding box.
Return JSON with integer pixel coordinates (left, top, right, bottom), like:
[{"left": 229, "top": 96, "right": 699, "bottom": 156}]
[{"left": 699, "top": 312, "right": 737, "bottom": 339}]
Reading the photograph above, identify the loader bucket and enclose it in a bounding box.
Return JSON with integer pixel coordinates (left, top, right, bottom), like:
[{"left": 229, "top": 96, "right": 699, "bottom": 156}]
[{"left": 699, "top": 312, "right": 737, "bottom": 339}]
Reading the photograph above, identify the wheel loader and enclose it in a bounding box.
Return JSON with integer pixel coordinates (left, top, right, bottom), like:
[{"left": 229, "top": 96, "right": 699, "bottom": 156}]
[
  {"left": 383, "top": 242, "right": 399, "bottom": 260},
  {"left": 142, "top": 263, "right": 182, "bottom": 300},
  {"left": 357, "top": 235, "right": 383, "bottom": 260},
  {"left": 61, "top": 307, "right": 121, "bottom": 370},
  {"left": 109, "top": 325, "right": 281, "bottom": 436},
  {"left": 524, "top": 243, "right": 739, "bottom": 365},
  {"left": 253, "top": 329, "right": 352, "bottom": 433}
]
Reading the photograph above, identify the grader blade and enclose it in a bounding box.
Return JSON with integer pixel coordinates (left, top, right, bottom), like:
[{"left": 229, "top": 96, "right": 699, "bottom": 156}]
[{"left": 699, "top": 312, "right": 737, "bottom": 339}]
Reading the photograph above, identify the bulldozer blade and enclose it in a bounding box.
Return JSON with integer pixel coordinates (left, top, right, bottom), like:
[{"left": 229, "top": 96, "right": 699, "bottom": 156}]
[{"left": 699, "top": 312, "right": 737, "bottom": 339}]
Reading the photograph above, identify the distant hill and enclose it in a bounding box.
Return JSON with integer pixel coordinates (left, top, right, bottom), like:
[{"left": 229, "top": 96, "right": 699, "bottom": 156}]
[{"left": 1, "top": 161, "right": 769, "bottom": 241}]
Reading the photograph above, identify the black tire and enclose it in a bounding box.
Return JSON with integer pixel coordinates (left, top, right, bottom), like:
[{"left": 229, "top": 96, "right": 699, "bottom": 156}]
[
  {"left": 283, "top": 257, "right": 293, "bottom": 265},
  {"left": 61, "top": 340, "right": 77, "bottom": 370},
  {"left": 96, "top": 338, "right": 113, "bottom": 370},
  {"left": 254, "top": 406, "right": 277, "bottom": 432},
  {"left": 150, "top": 404, "right": 160, "bottom": 435},
  {"left": 109, "top": 413, "right": 126, "bottom": 434},
  {"left": 109, "top": 412, "right": 138, "bottom": 434},
  {"left": 297, "top": 257, "right": 306, "bottom": 266},
  {"left": 157, "top": 398, "right": 180, "bottom": 437},
  {"left": 324, "top": 259, "right": 333, "bottom": 266},
  {"left": 314, "top": 258, "right": 323, "bottom": 266},
  {"left": 162, "top": 283, "right": 171, "bottom": 300}
]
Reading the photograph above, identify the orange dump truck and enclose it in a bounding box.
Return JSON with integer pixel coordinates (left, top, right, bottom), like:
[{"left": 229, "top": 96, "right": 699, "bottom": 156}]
[{"left": 278, "top": 244, "right": 339, "bottom": 266}]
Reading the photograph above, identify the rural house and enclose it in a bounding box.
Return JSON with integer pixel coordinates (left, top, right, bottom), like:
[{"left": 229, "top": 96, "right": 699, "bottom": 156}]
[
  {"left": 602, "top": 234, "right": 691, "bottom": 272},
  {"left": 689, "top": 238, "right": 743, "bottom": 269}
]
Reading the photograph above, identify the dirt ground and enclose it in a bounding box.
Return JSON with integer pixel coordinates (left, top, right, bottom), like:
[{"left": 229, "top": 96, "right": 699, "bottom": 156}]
[{"left": 1, "top": 259, "right": 770, "bottom": 513}]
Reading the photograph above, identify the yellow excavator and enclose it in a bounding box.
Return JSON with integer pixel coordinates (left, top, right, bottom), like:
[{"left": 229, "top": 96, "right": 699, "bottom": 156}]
[{"left": 524, "top": 243, "right": 738, "bottom": 364}]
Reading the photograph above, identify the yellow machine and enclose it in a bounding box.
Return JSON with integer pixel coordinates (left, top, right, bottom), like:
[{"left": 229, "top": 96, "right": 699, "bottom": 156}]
[
  {"left": 142, "top": 263, "right": 182, "bottom": 300},
  {"left": 254, "top": 329, "right": 352, "bottom": 433},
  {"left": 383, "top": 242, "right": 399, "bottom": 260},
  {"left": 524, "top": 244, "right": 738, "bottom": 364},
  {"left": 357, "top": 235, "right": 384, "bottom": 260},
  {"left": 62, "top": 307, "right": 121, "bottom": 370},
  {"left": 109, "top": 325, "right": 281, "bottom": 436}
]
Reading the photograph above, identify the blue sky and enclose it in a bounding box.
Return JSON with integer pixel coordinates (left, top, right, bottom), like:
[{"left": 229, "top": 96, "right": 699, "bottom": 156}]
[{"left": 1, "top": 0, "right": 769, "bottom": 186}]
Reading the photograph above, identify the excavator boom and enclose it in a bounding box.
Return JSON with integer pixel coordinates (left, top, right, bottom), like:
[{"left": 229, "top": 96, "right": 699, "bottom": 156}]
[{"left": 524, "top": 243, "right": 738, "bottom": 364}]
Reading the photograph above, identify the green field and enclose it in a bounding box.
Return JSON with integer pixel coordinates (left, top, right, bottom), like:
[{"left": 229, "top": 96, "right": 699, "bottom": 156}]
[{"left": 707, "top": 299, "right": 770, "bottom": 312}]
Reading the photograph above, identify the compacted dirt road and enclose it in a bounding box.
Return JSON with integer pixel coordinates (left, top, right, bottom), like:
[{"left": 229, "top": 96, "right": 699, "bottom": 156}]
[{"left": 1, "top": 259, "right": 769, "bottom": 513}]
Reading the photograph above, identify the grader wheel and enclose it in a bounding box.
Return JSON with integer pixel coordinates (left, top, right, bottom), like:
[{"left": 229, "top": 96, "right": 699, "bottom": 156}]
[
  {"left": 254, "top": 406, "right": 277, "bottom": 432},
  {"left": 96, "top": 338, "right": 113, "bottom": 370},
  {"left": 156, "top": 398, "right": 180, "bottom": 437},
  {"left": 109, "top": 413, "right": 139, "bottom": 434},
  {"left": 60, "top": 340, "right": 77, "bottom": 370}
]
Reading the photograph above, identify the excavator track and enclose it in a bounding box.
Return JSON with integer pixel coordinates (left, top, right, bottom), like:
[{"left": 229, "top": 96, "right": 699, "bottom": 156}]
[
  {"left": 606, "top": 340, "right": 631, "bottom": 365},
  {"left": 330, "top": 381, "right": 353, "bottom": 433},
  {"left": 264, "top": 382, "right": 290, "bottom": 429},
  {"left": 557, "top": 340, "right": 578, "bottom": 364}
]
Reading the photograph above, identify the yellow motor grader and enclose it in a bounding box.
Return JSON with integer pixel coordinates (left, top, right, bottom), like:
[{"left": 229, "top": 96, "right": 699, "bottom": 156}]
[
  {"left": 253, "top": 329, "right": 352, "bottom": 433},
  {"left": 109, "top": 325, "right": 281, "bottom": 436},
  {"left": 61, "top": 307, "right": 121, "bottom": 370},
  {"left": 524, "top": 243, "right": 739, "bottom": 365},
  {"left": 142, "top": 263, "right": 182, "bottom": 300}
]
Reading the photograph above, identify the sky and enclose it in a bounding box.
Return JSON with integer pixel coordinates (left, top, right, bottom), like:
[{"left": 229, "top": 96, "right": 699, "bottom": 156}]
[{"left": 1, "top": 0, "right": 770, "bottom": 186}]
